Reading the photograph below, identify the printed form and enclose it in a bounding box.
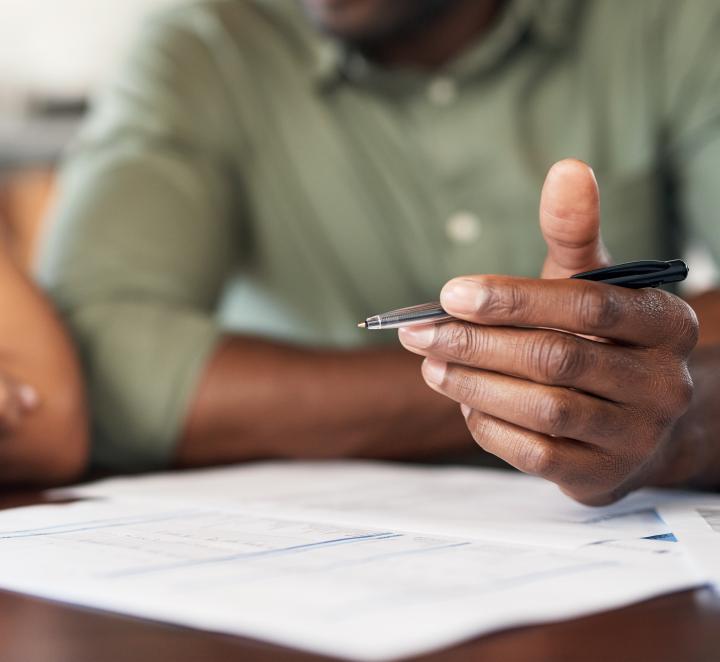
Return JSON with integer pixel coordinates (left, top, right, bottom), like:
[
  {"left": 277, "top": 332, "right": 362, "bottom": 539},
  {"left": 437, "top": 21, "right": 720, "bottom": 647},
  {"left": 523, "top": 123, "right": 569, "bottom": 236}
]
[
  {"left": 0, "top": 461, "right": 708, "bottom": 660},
  {"left": 660, "top": 497, "right": 720, "bottom": 588}
]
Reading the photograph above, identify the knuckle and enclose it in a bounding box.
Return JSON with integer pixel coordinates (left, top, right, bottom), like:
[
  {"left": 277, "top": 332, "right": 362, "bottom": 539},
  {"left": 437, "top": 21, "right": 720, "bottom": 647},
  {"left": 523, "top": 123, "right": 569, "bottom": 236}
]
[
  {"left": 679, "top": 371, "right": 695, "bottom": 408},
  {"left": 532, "top": 333, "right": 586, "bottom": 383},
  {"left": 524, "top": 440, "right": 560, "bottom": 477},
  {"left": 669, "top": 368, "right": 694, "bottom": 413},
  {"left": 444, "top": 323, "right": 484, "bottom": 364},
  {"left": 453, "top": 368, "right": 482, "bottom": 403},
  {"left": 640, "top": 290, "right": 698, "bottom": 353},
  {"left": 649, "top": 364, "right": 694, "bottom": 425},
  {"left": 576, "top": 286, "right": 622, "bottom": 331},
  {"left": 467, "top": 412, "right": 494, "bottom": 447},
  {"left": 539, "top": 391, "right": 574, "bottom": 434},
  {"left": 672, "top": 303, "right": 700, "bottom": 354},
  {"left": 587, "top": 405, "right": 624, "bottom": 441},
  {"left": 482, "top": 281, "right": 526, "bottom": 318},
  {"left": 561, "top": 453, "right": 631, "bottom": 506}
]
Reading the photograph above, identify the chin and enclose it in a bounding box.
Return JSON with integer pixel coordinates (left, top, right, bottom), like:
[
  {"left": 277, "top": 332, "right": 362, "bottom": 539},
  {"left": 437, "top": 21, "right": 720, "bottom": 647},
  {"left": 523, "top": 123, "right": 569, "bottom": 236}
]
[{"left": 299, "top": 0, "right": 440, "bottom": 42}]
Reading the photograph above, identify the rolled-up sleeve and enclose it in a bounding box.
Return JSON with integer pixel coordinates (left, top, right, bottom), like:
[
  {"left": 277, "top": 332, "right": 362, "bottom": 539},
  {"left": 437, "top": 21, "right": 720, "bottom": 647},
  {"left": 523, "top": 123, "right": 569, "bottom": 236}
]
[{"left": 37, "top": 11, "right": 243, "bottom": 470}]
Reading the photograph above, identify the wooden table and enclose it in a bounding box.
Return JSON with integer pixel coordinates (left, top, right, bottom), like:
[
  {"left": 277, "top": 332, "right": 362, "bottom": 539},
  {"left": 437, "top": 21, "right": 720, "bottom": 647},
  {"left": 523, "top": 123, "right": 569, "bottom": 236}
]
[{"left": 2, "top": 491, "right": 719, "bottom": 662}]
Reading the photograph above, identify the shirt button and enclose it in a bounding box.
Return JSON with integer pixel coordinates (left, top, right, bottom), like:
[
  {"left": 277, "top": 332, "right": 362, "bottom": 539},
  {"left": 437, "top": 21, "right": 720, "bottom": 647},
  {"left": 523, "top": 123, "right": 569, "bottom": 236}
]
[
  {"left": 427, "top": 77, "right": 457, "bottom": 106},
  {"left": 446, "top": 211, "right": 482, "bottom": 244}
]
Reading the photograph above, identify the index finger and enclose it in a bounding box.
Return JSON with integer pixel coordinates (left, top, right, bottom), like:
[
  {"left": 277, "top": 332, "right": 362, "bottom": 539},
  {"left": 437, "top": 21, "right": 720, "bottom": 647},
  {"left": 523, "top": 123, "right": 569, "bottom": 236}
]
[{"left": 439, "top": 275, "right": 694, "bottom": 349}]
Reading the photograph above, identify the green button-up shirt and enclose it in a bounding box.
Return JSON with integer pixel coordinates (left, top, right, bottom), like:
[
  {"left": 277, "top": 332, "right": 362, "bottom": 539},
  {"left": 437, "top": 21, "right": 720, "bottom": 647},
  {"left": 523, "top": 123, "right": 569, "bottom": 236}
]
[{"left": 38, "top": 0, "right": 720, "bottom": 470}]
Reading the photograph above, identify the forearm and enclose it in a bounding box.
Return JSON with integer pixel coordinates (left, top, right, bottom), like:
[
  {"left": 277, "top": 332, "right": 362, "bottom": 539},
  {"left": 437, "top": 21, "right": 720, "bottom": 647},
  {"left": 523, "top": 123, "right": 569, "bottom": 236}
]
[
  {"left": 176, "top": 335, "right": 473, "bottom": 467},
  {"left": 0, "top": 254, "right": 88, "bottom": 485},
  {"left": 653, "top": 290, "right": 720, "bottom": 489}
]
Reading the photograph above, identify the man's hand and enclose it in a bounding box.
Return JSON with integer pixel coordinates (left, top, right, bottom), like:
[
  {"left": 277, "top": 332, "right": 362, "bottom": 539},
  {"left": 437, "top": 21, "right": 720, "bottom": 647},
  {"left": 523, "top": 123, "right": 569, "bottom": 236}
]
[
  {"left": 0, "top": 374, "right": 38, "bottom": 435},
  {"left": 399, "top": 160, "right": 699, "bottom": 505}
]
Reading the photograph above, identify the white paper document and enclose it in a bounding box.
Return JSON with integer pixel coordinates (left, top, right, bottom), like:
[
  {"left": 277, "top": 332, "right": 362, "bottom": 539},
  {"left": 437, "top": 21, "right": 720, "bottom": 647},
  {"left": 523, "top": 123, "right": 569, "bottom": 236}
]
[
  {"left": 660, "top": 497, "right": 720, "bottom": 587},
  {"left": 0, "top": 461, "right": 707, "bottom": 660},
  {"left": 62, "top": 461, "right": 677, "bottom": 549}
]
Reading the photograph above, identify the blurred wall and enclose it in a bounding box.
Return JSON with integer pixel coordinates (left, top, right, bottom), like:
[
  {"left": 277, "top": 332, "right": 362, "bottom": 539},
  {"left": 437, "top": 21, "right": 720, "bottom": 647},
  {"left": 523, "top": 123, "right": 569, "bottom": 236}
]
[
  {"left": 0, "top": 0, "right": 180, "bottom": 115},
  {"left": 0, "top": 0, "right": 182, "bottom": 265}
]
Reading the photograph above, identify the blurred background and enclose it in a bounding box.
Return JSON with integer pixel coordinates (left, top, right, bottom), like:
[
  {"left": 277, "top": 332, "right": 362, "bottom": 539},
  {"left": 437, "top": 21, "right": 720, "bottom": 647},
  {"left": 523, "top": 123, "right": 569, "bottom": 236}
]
[
  {"left": 0, "top": 0, "right": 179, "bottom": 267},
  {"left": 0, "top": 0, "right": 716, "bottom": 288}
]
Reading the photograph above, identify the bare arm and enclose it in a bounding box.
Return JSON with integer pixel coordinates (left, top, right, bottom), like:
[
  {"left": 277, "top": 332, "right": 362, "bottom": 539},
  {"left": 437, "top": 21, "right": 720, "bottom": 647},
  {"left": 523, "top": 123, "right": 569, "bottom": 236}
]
[
  {"left": 0, "top": 247, "right": 88, "bottom": 485},
  {"left": 176, "top": 290, "right": 720, "bottom": 476},
  {"left": 176, "top": 336, "right": 474, "bottom": 467}
]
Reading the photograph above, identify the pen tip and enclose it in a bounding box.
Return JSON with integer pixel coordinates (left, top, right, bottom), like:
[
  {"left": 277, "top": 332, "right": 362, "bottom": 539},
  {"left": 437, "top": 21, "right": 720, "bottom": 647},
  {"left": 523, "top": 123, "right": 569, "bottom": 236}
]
[{"left": 357, "top": 321, "right": 367, "bottom": 328}]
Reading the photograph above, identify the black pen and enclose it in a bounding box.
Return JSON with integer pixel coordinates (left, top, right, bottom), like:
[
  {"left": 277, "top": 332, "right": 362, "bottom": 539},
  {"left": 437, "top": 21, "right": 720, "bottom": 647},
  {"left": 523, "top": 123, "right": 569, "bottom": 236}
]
[{"left": 357, "top": 259, "right": 689, "bottom": 330}]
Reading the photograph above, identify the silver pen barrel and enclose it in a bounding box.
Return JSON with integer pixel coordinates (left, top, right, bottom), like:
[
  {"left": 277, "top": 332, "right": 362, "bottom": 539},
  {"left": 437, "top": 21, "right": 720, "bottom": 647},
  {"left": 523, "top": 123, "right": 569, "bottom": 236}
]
[{"left": 361, "top": 301, "right": 453, "bottom": 330}]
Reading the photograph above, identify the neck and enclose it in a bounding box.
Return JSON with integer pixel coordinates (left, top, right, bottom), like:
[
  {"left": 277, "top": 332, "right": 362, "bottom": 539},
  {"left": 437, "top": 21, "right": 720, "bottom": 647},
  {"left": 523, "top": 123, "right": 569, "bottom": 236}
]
[{"left": 362, "top": 0, "right": 505, "bottom": 70}]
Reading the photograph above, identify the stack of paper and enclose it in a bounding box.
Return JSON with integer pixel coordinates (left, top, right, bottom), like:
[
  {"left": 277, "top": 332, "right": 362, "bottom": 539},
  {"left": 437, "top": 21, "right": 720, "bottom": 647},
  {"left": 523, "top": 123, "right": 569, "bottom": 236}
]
[
  {"left": 661, "top": 500, "right": 720, "bottom": 587},
  {"left": 0, "top": 461, "right": 712, "bottom": 660}
]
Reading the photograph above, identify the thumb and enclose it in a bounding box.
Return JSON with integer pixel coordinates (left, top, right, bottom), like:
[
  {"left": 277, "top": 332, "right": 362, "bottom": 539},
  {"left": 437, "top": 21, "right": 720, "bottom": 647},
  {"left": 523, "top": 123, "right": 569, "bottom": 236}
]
[{"left": 539, "top": 159, "right": 610, "bottom": 279}]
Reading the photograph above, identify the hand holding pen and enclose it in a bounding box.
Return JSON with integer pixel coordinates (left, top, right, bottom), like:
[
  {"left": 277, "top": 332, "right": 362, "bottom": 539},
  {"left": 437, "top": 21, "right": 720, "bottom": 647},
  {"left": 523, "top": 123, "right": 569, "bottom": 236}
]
[
  {"left": 358, "top": 260, "right": 689, "bottom": 329},
  {"left": 370, "top": 160, "right": 700, "bottom": 506}
]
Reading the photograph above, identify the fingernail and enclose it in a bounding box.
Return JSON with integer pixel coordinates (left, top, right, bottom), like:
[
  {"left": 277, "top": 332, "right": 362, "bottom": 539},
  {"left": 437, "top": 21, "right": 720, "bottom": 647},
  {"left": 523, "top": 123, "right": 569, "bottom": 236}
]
[
  {"left": 18, "top": 385, "right": 39, "bottom": 409},
  {"left": 440, "top": 279, "right": 484, "bottom": 315},
  {"left": 398, "top": 325, "right": 436, "bottom": 349},
  {"left": 460, "top": 403, "right": 471, "bottom": 419},
  {"left": 422, "top": 358, "right": 447, "bottom": 385}
]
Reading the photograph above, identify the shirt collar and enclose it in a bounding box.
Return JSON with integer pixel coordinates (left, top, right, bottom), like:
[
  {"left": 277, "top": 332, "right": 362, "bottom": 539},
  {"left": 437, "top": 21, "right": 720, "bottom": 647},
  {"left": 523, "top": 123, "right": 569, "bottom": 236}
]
[
  {"left": 304, "top": 0, "right": 579, "bottom": 90},
  {"left": 526, "top": 0, "right": 580, "bottom": 49},
  {"left": 259, "top": 0, "right": 578, "bottom": 89}
]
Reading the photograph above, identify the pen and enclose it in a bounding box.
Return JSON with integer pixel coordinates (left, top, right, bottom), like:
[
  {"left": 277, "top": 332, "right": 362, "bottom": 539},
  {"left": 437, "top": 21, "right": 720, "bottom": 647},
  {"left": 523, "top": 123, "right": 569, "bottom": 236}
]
[{"left": 357, "top": 259, "right": 689, "bottom": 330}]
